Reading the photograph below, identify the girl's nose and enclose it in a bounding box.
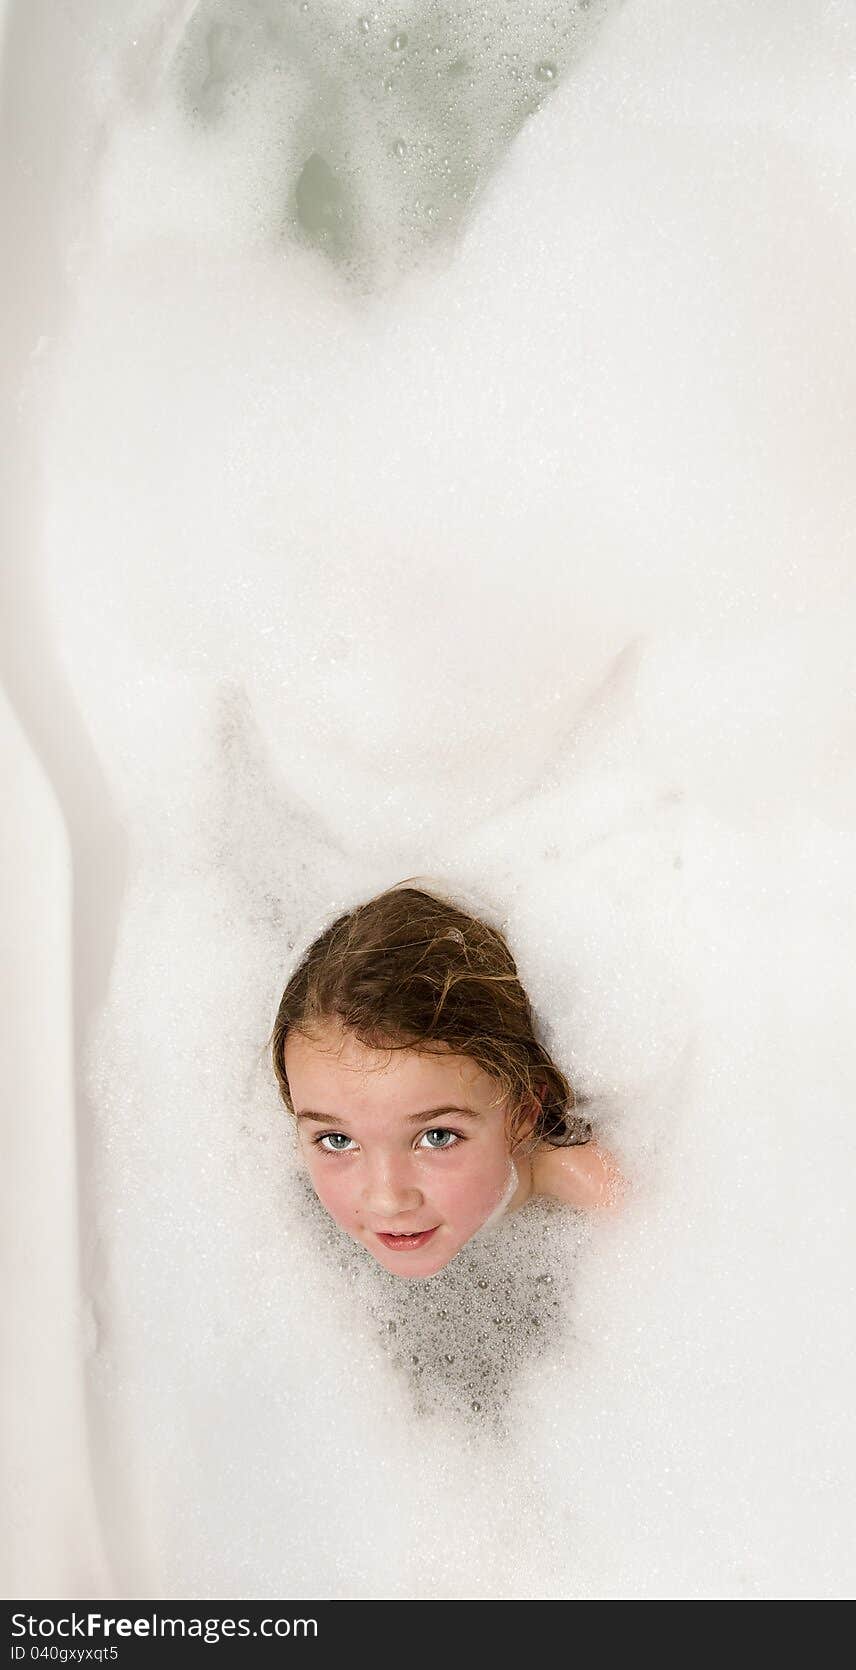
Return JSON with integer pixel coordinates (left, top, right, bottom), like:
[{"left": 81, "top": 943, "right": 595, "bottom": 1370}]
[{"left": 361, "top": 1156, "right": 424, "bottom": 1220}]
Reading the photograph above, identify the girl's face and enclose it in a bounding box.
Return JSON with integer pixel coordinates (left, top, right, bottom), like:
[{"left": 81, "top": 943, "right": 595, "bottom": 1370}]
[{"left": 284, "top": 1018, "right": 525, "bottom": 1278}]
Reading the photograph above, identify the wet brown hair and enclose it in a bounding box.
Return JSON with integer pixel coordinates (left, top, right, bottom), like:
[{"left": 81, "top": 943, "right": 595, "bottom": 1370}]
[{"left": 269, "top": 880, "right": 592, "bottom": 1157}]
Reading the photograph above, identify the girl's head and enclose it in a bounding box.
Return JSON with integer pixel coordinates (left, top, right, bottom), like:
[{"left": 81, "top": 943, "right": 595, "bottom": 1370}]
[{"left": 270, "top": 881, "right": 590, "bottom": 1278}]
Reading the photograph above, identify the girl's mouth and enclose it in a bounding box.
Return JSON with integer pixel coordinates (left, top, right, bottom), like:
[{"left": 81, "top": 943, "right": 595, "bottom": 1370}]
[{"left": 376, "top": 1227, "right": 438, "bottom": 1251}]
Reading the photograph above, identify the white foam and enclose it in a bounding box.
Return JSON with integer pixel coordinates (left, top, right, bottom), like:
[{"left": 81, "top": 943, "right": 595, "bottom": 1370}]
[{"left": 20, "top": 0, "right": 856, "bottom": 1597}]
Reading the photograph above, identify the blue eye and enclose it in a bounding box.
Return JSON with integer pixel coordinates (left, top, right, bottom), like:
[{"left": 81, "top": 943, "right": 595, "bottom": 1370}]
[
  {"left": 419, "top": 1129, "right": 460, "bottom": 1150},
  {"left": 316, "top": 1132, "right": 354, "bottom": 1153}
]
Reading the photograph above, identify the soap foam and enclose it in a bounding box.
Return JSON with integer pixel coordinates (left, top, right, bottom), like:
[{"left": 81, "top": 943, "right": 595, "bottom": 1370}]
[{"left": 31, "top": 0, "right": 856, "bottom": 1597}]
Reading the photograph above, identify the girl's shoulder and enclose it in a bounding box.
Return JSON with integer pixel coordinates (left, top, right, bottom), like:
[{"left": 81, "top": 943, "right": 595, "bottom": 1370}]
[{"left": 531, "top": 1139, "right": 627, "bottom": 1211}]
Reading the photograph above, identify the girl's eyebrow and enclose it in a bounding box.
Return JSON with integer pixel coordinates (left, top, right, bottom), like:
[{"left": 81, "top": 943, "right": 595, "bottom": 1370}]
[{"left": 295, "top": 1105, "right": 482, "bottom": 1125}]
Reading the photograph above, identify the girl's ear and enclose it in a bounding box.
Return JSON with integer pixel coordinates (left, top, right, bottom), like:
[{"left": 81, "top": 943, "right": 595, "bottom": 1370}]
[{"left": 515, "top": 1086, "right": 545, "bottom": 1155}]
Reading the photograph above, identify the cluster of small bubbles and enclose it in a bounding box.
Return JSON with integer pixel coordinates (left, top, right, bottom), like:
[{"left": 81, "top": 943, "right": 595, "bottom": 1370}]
[
  {"left": 167, "top": 0, "right": 612, "bottom": 287},
  {"left": 288, "top": 1170, "right": 579, "bottom": 1433}
]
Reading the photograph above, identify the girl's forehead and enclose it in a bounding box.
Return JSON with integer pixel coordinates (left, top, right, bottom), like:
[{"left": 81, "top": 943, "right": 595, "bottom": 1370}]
[{"left": 284, "top": 1023, "right": 494, "bottom": 1103}]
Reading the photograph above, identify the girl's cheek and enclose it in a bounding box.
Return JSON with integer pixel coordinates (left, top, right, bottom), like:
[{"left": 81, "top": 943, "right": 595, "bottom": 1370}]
[
  {"left": 306, "top": 1156, "right": 348, "bottom": 1209},
  {"left": 306, "top": 1158, "right": 369, "bottom": 1232},
  {"left": 434, "top": 1153, "right": 510, "bottom": 1220}
]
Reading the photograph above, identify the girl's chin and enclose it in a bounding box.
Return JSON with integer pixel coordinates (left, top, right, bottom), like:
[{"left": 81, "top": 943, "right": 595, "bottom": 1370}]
[
  {"left": 365, "top": 1230, "right": 461, "bottom": 1276},
  {"left": 375, "top": 1252, "right": 453, "bottom": 1278}
]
